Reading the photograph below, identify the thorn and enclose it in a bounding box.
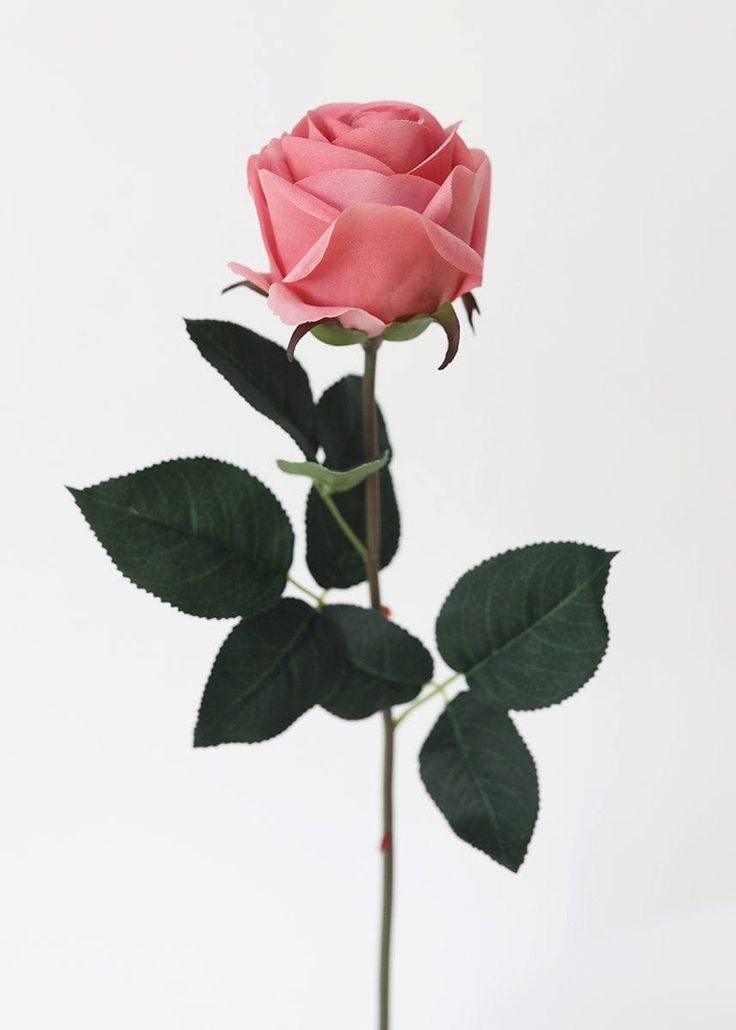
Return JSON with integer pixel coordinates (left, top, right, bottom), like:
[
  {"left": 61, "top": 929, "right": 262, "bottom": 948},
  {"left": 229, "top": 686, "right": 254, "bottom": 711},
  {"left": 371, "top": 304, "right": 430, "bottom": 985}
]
[
  {"left": 380, "top": 605, "right": 392, "bottom": 618},
  {"left": 461, "top": 292, "right": 480, "bottom": 331},
  {"left": 380, "top": 833, "right": 391, "bottom": 852}
]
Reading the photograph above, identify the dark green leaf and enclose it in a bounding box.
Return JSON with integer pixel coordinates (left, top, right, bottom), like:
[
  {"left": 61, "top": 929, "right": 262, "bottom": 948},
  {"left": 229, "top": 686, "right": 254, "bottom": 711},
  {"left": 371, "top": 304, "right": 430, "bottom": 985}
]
[
  {"left": 321, "top": 605, "right": 433, "bottom": 719},
  {"left": 185, "top": 319, "right": 318, "bottom": 459},
  {"left": 194, "top": 599, "right": 346, "bottom": 745},
  {"left": 277, "top": 451, "right": 389, "bottom": 494},
  {"left": 306, "top": 376, "right": 400, "bottom": 588},
  {"left": 69, "top": 457, "right": 293, "bottom": 619},
  {"left": 436, "top": 542, "right": 616, "bottom": 710},
  {"left": 306, "top": 477, "right": 399, "bottom": 588},
  {"left": 313, "top": 375, "right": 387, "bottom": 466},
  {"left": 419, "top": 692, "right": 538, "bottom": 871}
]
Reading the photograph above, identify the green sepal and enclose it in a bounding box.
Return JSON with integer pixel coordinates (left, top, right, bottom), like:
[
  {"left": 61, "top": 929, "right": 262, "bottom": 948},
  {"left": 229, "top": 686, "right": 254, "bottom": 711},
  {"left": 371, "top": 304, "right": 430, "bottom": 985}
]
[
  {"left": 381, "top": 315, "right": 433, "bottom": 342},
  {"left": 277, "top": 452, "right": 389, "bottom": 495},
  {"left": 419, "top": 692, "right": 539, "bottom": 871},
  {"left": 69, "top": 457, "right": 293, "bottom": 619},
  {"left": 436, "top": 542, "right": 616, "bottom": 710},
  {"left": 321, "top": 605, "right": 433, "bottom": 719},
  {"left": 310, "top": 321, "right": 368, "bottom": 347},
  {"left": 432, "top": 302, "right": 461, "bottom": 369}
]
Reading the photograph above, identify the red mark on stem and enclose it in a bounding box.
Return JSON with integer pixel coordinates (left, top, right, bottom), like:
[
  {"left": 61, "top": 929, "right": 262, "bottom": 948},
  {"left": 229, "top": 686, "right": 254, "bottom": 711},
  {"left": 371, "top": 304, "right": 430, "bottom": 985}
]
[{"left": 380, "top": 606, "right": 392, "bottom": 619}]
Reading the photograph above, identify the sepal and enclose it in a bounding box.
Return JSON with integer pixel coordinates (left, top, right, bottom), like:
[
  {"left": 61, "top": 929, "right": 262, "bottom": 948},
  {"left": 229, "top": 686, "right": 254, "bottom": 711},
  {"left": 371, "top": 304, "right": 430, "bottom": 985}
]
[{"left": 432, "top": 302, "right": 461, "bottom": 369}]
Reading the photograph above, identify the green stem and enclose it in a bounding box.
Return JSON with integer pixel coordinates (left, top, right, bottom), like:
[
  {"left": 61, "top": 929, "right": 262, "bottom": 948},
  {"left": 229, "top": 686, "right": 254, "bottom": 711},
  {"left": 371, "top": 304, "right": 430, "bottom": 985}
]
[
  {"left": 393, "top": 672, "right": 459, "bottom": 727},
  {"left": 361, "top": 339, "right": 393, "bottom": 1030},
  {"left": 286, "top": 574, "right": 326, "bottom": 607},
  {"left": 317, "top": 487, "right": 369, "bottom": 560}
]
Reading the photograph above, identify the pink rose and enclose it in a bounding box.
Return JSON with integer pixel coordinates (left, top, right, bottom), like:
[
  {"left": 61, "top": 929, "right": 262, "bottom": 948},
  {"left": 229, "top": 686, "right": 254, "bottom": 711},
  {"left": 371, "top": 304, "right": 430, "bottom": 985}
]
[{"left": 230, "top": 101, "right": 491, "bottom": 341}]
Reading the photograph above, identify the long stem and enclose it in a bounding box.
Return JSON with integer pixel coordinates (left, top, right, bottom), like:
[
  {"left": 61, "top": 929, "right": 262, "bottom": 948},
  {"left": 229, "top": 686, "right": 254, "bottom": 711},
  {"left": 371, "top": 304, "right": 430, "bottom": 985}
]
[
  {"left": 362, "top": 339, "right": 394, "bottom": 1030},
  {"left": 362, "top": 340, "right": 382, "bottom": 610}
]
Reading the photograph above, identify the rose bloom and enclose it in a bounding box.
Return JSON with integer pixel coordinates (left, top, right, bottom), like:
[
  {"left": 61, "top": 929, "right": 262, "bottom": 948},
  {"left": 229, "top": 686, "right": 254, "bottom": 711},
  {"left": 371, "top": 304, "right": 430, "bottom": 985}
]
[{"left": 230, "top": 101, "right": 491, "bottom": 339}]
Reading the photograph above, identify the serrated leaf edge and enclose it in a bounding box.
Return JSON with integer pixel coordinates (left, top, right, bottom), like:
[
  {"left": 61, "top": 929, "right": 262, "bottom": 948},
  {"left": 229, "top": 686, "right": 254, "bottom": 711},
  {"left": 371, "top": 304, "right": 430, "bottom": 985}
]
[
  {"left": 435, "top": 541, "right": 617, "bottom": 712},
  {"left": 193, "top": 598, "right": 324, "bottom": 747},
  {"left": 322, "top": 604, "right": 434, "bottom": 687},
  {"left": 184, "top": 319, "right": 318, "bottom": 460},
  {"left": 419, "top": 696, "right": 540, "bottom": 872},
  {"left": 68, "top": 455, "right": 293, "bottom": 621}
]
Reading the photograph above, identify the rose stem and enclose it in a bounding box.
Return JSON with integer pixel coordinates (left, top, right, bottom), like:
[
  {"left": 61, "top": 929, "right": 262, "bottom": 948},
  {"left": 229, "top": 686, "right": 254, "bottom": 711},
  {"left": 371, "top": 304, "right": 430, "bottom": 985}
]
[{"left": 362, "top": 337, "right": 394, "bottom": 1030}]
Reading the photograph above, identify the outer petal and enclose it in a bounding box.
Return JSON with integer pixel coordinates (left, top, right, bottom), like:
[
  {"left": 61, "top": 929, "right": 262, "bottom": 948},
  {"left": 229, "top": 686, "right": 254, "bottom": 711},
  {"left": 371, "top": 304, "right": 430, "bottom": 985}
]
[
  {"left": 281, "top": 135, "right": 392, "bottom": 179},
  {"left": 227, "top": 262, "right": 272, "bottom": 293},
  {"left": 423, "top": 164, "right": 484, "bottom": 244},
  {"left": 258, "top": 170, "right": 338, "bottom": 272},
  {"left": 260, "top": 137, "right": 291, "bottom": 179},
  {"left": 451, "top": 133, "right": 477, "bottom": 171},
  {"left": 247, "top": 153, "right": 283, "bottom": 278},
  {"left": 267, "top": 285, "right": 388, "bottom": 336},
  {"left": 334, "top": 121, "right": 433, "bottom": 173},
  {"left": 297, "top": 168, "right": 437, "bottom": 213},
  {"left": 469, "top": 152, "right": 492, "bottom": 259},
  {"left": 275, "top": 203, "right": 482, "bottom": 328}
]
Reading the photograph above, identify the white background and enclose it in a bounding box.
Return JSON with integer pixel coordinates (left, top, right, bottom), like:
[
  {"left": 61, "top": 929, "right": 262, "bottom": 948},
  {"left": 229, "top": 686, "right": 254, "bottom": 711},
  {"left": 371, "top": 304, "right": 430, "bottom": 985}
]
[{"left": 2, "top": 1, "right": 735, "bottom": 1027}]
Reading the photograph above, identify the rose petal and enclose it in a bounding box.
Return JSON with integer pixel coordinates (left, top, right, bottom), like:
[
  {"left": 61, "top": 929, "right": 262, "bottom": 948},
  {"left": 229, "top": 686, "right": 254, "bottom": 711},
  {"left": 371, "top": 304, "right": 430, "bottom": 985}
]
[
  {"left": 259, "top": 170, "right": 338, "bottom": 272},
  {"left": 247, "top": 154, "right": 283, "bottom": 278},
  {"left": 282, "top": 135, "right": 392, "bottom": 179},
  {"left": 306, "top": 102, "right": 363, "bottom": 123},
  {"left": 334, "top": 121, "right": 433, "bottom": 173},
  {"left": 297, "top": 168, "right": 437, "bottom": 213},
  {"left": 307, "top": 108, "right": 353, "bottom": 142},
  {"left": 280, "top": 203, "right": 480, "bottom": 326},
  {"left": 267, "top": 284, "right": 387, "bottom": 336},
  {"left": 451, "top": 133, "right": 477, "bottom": 171},
  {"left": 423, "top": 164, "right": 484, "bottom": 244},
  {"left": 227, "top": 262, "right": 273, "bottom": 293},
  {"left": 261, "top": 137, "right": 290, "bottom": 179},
  {"left": 300, "top": 116, "right": 328, "bottom": 142},
  {"left": 410, "top": 123, "right": 461, "bottom": 184},
  {"left": 348, "top": 101, "right": 445, "bottom": 143},
  {"left": 422, "top": 219, "right": 483, "bottom": 278},
  {"left": 469, "top": 153, "right": 491, "bottom": 259}
]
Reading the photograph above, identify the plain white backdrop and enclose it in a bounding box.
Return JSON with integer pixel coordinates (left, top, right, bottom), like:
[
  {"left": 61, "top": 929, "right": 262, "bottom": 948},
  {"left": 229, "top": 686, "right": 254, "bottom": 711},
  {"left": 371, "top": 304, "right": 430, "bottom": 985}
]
[{"left": 2, "top": 1, "right": 735, "bottom": 1026}]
